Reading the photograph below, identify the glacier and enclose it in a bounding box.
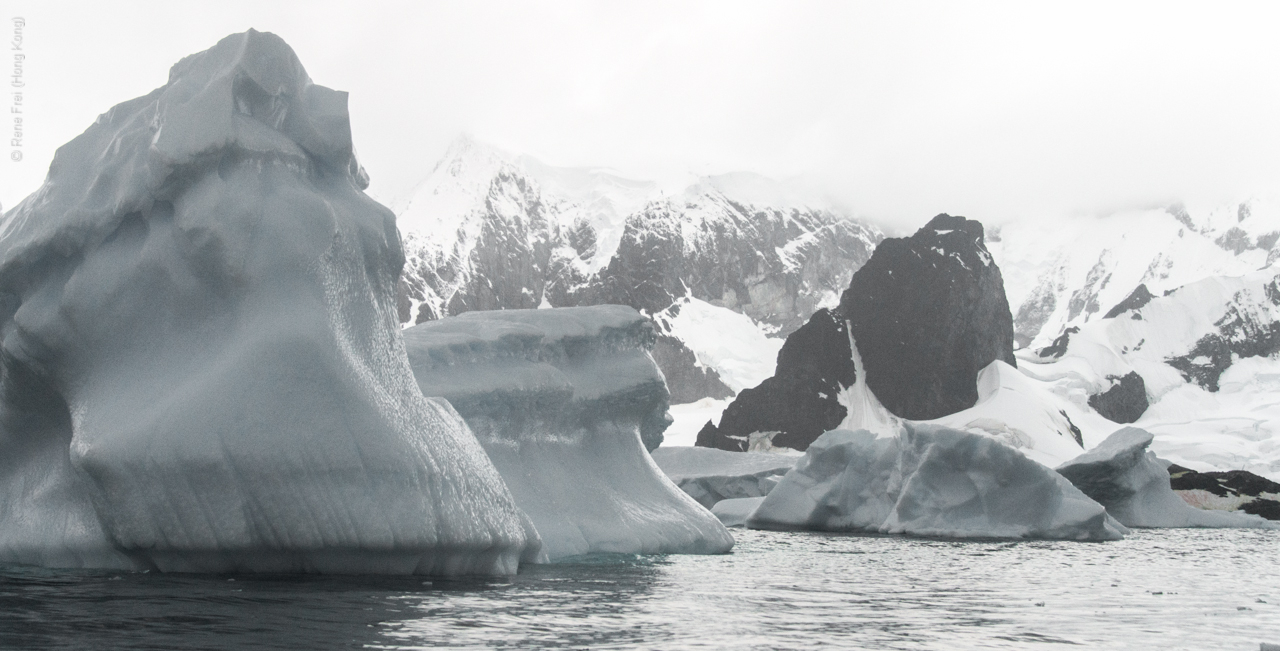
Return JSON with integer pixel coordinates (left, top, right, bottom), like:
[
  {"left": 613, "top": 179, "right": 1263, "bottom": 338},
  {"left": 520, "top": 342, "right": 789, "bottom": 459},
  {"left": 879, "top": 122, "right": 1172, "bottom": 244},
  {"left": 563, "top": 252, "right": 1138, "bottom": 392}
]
[
  {"left": 0, "top": 30, "right": 544, "bottom": 574},
  {"left": 402, "top": 306, "right": 734, "bottom": 559},
  {"left": 747, "top": 425, "right": 1128, "bottom": 541},
  {"left": 1056, "top": 428, "right": 1275, "bottom": 529}
]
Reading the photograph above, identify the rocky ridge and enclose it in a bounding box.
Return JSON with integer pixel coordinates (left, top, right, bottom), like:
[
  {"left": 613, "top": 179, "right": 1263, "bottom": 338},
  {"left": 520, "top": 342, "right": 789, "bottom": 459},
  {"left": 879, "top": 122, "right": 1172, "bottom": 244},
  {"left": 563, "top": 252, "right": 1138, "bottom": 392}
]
[
  {"left": 698, "top": 214, "right": 1015, "bottom": 451},
  {"left": 393, "top": 138, "right": 882, "bottom": 403}
]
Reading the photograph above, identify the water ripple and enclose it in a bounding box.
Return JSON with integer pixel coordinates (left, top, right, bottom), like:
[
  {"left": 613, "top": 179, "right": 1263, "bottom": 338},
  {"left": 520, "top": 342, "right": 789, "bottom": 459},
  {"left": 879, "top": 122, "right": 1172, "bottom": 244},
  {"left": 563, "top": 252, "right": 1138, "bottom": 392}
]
[{"left": 0, "top": 529, "right": 1277, "bottom": 650}]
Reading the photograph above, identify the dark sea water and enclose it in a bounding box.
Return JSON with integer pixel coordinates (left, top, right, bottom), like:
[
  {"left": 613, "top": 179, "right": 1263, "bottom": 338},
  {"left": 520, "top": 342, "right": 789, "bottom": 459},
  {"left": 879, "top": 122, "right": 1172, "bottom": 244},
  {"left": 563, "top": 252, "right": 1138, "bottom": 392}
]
[{"left": 1, "top": 528, "right": 1277, "bottom": 650}]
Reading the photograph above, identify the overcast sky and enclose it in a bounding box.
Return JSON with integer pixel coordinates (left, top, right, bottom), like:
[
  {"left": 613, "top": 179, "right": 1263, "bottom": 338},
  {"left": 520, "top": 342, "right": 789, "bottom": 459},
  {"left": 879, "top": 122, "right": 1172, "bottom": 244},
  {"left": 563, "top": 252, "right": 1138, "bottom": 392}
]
[{"left": 2, "top": 1, "right": 1279, "bottom": 231}]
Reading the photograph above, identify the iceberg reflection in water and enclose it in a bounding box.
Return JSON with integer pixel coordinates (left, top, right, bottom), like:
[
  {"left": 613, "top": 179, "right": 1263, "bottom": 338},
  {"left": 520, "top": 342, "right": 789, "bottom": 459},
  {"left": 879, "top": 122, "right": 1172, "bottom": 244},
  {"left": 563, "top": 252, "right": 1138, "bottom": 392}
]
[{"left": 2, "top": 528, "right": 1277, "bottom": 650}]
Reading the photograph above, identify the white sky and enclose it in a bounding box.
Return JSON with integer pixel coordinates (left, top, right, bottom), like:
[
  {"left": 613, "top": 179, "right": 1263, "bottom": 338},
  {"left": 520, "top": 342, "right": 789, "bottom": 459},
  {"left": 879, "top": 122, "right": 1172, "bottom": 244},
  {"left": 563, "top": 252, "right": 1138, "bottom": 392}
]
[{"left": 1, "top": 1, "right": 1278, "bottom": 232}]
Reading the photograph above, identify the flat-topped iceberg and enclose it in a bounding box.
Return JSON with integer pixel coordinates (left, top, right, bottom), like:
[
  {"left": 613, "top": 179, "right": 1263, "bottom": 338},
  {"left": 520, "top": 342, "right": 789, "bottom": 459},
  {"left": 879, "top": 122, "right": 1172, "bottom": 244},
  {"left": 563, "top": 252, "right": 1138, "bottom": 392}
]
[
  {"left": 748, "top": 424, "right": 1127, "bottom": 540},
  {"left": 403, "top": 306, "right": 733, "bottom": 559},
  {"left": 0, "top": 30, "right": 542, "bottom": 574},
  {"left": 650, "top": 446, "right": 797, "bottom": 508},
  {"left": 1057, "top": 428, "right": 1276, "bottom": 529}
]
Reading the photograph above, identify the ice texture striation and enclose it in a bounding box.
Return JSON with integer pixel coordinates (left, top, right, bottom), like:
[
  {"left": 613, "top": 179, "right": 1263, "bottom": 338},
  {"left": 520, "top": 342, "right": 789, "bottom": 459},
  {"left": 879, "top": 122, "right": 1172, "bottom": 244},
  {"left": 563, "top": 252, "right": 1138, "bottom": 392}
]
[
  {"left": 402, "top": 306, "right": 734, "bottom": 559},
  {"left": 1056, "top": 428, "right": 1275, "bottom": 528},
  {"left": 748, "top": 425, "right": 1127, "bottom": 540},
  {"left": 0, "top": 31, "right": 542, "bottom": 574}
]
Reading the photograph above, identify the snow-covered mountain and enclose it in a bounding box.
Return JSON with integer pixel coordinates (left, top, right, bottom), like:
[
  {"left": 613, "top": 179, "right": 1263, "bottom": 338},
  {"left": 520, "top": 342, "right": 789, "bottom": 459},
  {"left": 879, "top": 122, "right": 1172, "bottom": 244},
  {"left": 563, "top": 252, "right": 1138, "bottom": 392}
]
[
  {"left": 992, "top": 200, "right": 1279, "bottom": 349},
  {"left": 1018, "top": 266, "right": 1280, "bottom": 479},
  {"left": 394, "top": 137, "right": 883, "bottom": 402}
]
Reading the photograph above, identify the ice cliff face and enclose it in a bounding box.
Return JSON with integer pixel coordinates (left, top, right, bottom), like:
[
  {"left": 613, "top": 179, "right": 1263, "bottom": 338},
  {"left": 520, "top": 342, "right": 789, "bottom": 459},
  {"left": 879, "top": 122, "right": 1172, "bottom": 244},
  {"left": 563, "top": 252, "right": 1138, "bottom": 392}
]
[
  {"left": 402, "top": 306, "right": 733, "bottom": 559},
  {"left": 697, "top": 214, "right": 1014, "bottom": 451},
  {"left": 0, "top": 31, "right": 542, "bottom": 574},
  {"left": 394, "top": 139, "right": 882, "bottom": 402}
]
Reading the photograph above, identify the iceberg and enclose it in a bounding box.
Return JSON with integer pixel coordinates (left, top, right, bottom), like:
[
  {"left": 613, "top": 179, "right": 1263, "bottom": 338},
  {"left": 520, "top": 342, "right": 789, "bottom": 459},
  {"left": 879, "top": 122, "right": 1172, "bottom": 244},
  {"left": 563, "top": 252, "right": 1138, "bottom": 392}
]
[
  {"left": 748, "top": 425, "right": 1127, "bottom": 540},
  {"left": 650, "top": 446, "right": 797, "bottom": 508},
  {"left": 1056, "top": 428, "right": 1276, "bottom": 528},
  {"left": 711, "top": 497, "right": 767, "bottom": 528},
  {"left": 403, "top": 306, "right": 733, "bottom": 559},
  {"left": 0, "top": 31, "right": 542, "bottom": 574}
]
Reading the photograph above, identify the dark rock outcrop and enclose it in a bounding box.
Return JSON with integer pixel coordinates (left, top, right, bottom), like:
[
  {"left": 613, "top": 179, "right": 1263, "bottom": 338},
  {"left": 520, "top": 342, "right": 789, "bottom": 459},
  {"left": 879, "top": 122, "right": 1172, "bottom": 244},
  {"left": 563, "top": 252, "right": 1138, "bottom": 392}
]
[
  {"left": 1168, "top": 465, "right": 1280, "bottom": 521},
  {"left": 1037, "top": 326, "right": 1079, "bottom": 359},
  {"left": 398, "top": 166, "right": 882, "bottom": 403},
  {"left": 1166, "top": 277, "right": 1280, "bottom": 391},
  {"left": 1087, "top": 372, "right": 1148, "bottom": 423},
  {"left": 837, "top": 214, "right": 1016, "bottom": 420},
  {"left": 697, "top": 213, "right": 1015, "bottom": 451},
  {"left": 650, "top": 334, "right": 734, "bottom": 403},
  {"left": 696, "top": 309, "right": 853, "bottom": 451},
  {"left": 1103, "top": 284, "right": 1154, "bottom": 319}
]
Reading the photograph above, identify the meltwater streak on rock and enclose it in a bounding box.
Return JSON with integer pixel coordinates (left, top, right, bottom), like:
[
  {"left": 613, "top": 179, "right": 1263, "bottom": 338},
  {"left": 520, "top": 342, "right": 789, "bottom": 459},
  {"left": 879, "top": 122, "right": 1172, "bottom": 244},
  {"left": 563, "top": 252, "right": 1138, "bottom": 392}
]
[
  {"left": 403, "top": 306, "right": 733, "bottom": 559},
  {"left": 0, "top": 30, "right": 541, "bottom": 574},
  {"left": 696, "top": 213, "right": 1014, "bottom": 451}
]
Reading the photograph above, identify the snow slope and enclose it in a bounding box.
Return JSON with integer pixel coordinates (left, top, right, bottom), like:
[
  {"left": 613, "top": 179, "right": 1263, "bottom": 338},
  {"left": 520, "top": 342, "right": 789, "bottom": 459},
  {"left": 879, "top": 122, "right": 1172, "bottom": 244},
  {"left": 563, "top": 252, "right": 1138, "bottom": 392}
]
[
  {"left": 992, "top": 201, "right": 1278, "bottom": 349},
  {"left": 1016, "top": 267, "right": 1280, "bottom": 479},
  {"left": 393, "top": 137, "right": 879, "bottom": 402}
]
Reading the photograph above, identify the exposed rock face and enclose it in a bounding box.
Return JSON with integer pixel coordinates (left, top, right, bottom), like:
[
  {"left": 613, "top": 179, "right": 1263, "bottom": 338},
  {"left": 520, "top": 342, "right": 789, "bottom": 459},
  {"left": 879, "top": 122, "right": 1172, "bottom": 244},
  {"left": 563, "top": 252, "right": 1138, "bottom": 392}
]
[
  {"left": 1036, "top": 326, "right": 1079, "bottom": 359},
  {"left": 1166, "top": 275, "right": 1280, "bottom": 391},
  {"left": 650, "top": 334, "right": 734, "bottom": 403},
  {"left": 394, "top": 141, "right": 883, "bottom": 402},
  {"left": 996, "top": 202, "right": 1278, "bottom": 351},
  {"left": 401, "top": 306, "right": 734, "bottom": 558},
  {"left": 1087, "top": 372, "right": 1148, "bottom": 423},
  {"left": 1168, "top": 465, "right": 1280, "bottom": 521},
  {"left": 695, "top": 309, "right": 853, "bottom": 451},
  {"left": 839, "top": 214, "right": 1016, "bottom": 420},
  {"left": 1103, "top": 284, "right": 1155, "bottom": 319},
  {"left": 696, "top": 214, "right": 1015, "bottom": 451}
]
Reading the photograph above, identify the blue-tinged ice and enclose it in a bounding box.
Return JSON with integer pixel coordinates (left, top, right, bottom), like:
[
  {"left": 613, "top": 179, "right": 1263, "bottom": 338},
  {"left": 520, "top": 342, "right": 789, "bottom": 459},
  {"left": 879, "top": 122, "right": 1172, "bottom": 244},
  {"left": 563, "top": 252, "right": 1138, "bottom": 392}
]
[
  {"left": 748, "top": 424, "right": 1128, "bottom": 540},
  {"left": 1057, "top": 428, "right": 1276, "bottom": 529},
  {"left": 0, "top": 30, "right": 541, "bottom": 574},
  {"left": 403, "top": 306, "right": 734, "bottom": 559}
]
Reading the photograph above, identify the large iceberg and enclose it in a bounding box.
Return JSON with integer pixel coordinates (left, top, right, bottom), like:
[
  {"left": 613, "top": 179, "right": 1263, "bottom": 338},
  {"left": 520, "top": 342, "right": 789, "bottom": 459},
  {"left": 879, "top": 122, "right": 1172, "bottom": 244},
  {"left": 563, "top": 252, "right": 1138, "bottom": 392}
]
[
  {"left": 403, "top": 306, "right": 733, "bottom": 559},
  {"left": 0, "top": 31, "right": 542, "bottom": 574},
  {"left": 1056, "top": 428, "right": 1276, "bottom": 529},
  {"left": 748, "top": 425, "right": 1127, "bottom": 540}
]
